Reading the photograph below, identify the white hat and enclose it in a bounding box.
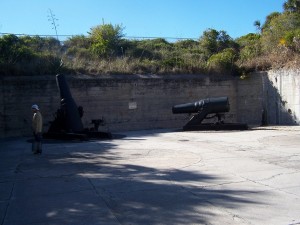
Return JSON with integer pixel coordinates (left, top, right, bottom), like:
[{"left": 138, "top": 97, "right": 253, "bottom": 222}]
[{"left": 31, "top": 104, "right": 39, "bottom": 110}]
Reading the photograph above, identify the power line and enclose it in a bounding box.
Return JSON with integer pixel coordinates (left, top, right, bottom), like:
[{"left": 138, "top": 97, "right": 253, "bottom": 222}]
[
  {"left": 0, "top": 32, "right": 198, "bottom": 41},
  {"left": 0, "top": 32, "right": 73, "bottom": 38},
  {"left": 125, "top": 36, "right": 198, "bottom": 40}
]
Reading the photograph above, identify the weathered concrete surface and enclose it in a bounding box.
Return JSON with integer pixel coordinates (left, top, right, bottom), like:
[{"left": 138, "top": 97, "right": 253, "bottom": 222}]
[
  {"left": 0, "top": 74, "right": 265, "bottom": 138},
  {"left": 1, "top": 126, "right": 300, "bottom": 225},
  {"left": 265, "top": 69, "right": 300, "bottom": 125}
]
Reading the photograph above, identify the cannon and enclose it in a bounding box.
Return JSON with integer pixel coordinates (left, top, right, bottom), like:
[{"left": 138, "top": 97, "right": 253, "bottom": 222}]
[
  {"left": 44, "top": 74, "right": 111, "bottom": 140},
  {"left": 172, "top": 97, "right": 248, "bottom": 131}
]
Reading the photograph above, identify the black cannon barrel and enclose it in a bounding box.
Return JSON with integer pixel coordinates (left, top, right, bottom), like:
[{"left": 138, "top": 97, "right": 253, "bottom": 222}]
[
  {"left": 57, "top": 73, "right": 73, "bottom": 101},
  {"left": 56, "top": 74, "right": 84, "bottom": 133},
  {"left": 172, "top": 97, "right": 230, "bottom": 114}
]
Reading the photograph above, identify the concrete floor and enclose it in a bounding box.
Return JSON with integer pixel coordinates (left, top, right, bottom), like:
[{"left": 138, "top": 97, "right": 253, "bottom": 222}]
[{"left": 1, "top": 126, "right": 300, "bottom": 225}]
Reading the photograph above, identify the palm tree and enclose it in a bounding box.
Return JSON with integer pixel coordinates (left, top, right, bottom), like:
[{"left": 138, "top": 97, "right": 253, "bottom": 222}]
[{"left": 254, "top": 20, "right": 261, "bottom": 33}]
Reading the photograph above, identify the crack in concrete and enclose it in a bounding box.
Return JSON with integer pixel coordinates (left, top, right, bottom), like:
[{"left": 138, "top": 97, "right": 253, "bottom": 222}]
[
  {"left": 0, "top": 172, "right": 81, "bottom": 183},
  {"left": 254, "top": 171, "right": 300, "bottom": 182},
  {"left": 199, "top": 180, "right": 250, "bottom": 189},
  {"left": 87, "top": 178, "right": 122, "bottom": 224},
  {"left": 177, "top": 158, "right": 203, "bottom": 169},
  {"left": 240, "top": 175, "right": 300, "bottom": 199},
  {"left": 0, "top": 142, "right": 28, "bottom": 225},
  {"left": 0, "top": 182, "right": 14, "bottom": 225},
  {"left": 172, "top": 182, "right": 253, "bottom": 225},
  {"left": 205, "top": 199, "right": 253, "bottom": 225}
]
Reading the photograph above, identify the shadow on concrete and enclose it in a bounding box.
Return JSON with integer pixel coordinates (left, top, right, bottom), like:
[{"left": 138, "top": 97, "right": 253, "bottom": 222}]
[
  {"left": 25, "top": 133, "right": 127, "bottom": 145},
  {"left": 262, "top": 74, "right": 298, "bottom": 125},
  {"left": 1, "top": 134, "right": 263, "bottom": 225}
]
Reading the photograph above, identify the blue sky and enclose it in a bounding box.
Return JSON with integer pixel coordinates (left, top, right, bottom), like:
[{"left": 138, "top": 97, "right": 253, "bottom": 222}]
[{"left": 0, "top": 0, "right": 284, "bottom": 41}]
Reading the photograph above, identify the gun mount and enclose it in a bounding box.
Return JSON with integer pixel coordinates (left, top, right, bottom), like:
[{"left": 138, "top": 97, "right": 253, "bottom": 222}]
[
  {"left": 172, "top": 97, "right": 248, "bottom": 131},
  {"left": 44, "top": 74, "right": 111, "bottom": 140}
]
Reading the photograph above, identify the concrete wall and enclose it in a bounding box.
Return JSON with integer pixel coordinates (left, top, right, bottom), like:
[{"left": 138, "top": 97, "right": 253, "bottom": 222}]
[
  {"left": 0, "top": 73, "right": 268, "bottom": 138},
  {"left": 236, "top": 72, "right": 265, "bottom": 125},
  {"left": 0, "top": 76, "right": 60, "bottom": 138},
  {"left": 263, "top": 69, "right": 300, "bottom": 125}
]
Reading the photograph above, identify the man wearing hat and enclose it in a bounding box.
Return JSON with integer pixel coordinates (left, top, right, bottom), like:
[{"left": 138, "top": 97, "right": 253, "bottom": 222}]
[{"left": 31, "top": 104, "right": 43, "bottom": 154}]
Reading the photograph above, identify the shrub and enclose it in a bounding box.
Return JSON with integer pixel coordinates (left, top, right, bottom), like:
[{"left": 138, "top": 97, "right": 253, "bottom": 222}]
[
  {"left": 236, "top": 33, "right": 262, "bottom": 63},
  {"left": 283, "top": 29, "right": 300, "bottom": 51},
  {"left": 207, "top": 48, "right": 237, "bottom": 74},
  {"left": 89, "top": 23, "right": 124, "bottom": 57},
  {"left": 261, "top": 12, "right": 300, "bottom": 53},
  {"left": 0, "top": 34, "right": 35, "bottom": 64},
  {"left": 199, "top": 29, "right": 235, "bottom": 59}
]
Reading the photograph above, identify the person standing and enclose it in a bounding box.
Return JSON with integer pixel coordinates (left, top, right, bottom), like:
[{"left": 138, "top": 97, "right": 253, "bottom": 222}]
[{"left": 31, "top": 104, "right": 43, "bottom": 154}]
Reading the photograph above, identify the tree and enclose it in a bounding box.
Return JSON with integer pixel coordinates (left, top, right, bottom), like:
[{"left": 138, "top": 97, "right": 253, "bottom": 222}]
[
  {"left": 254, "top": 20, "right": 261, "bottom": 33},
  {"left": 199, "top": 29, "right": 234, "bottom": 59},
  {"left": 64, "top": 35, "right": 93, "bottom": 59},
  {"left": 261, "top": 12, "right": 300, "bottom": 52},
  {"left": 283, "top": 0, "right": 300, "bottom": 13},
  {"left": 137, "top": 38, "right": 172, "bottom": 51},
  {"left": 64, "top": 35, "right": 91, "bottom": 49},
  {"left": 0, "top": 34, "right": 33, "bottom": 64},
  {"left": 207, "top": 48, "right": 237, "bottom": 74},
  {"left": 283, "top": 28, "right": 300, "bottom": 51},
  {"left": 236, "top": 33, "right": 261, "bottom": 63},
  {"left": 261, "top": 12, "right": 281, "bottom": 32},
  {"left": 174, "top": 39, "right": 198, "bottom": 49},
  {"left": 89, "top": 23, "right": 124, "bottom": 57}
]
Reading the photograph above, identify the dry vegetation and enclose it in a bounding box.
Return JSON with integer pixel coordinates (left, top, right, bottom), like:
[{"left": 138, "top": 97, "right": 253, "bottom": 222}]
[{"left": 1, "top": 1, "right": 300, "bottom": 76}]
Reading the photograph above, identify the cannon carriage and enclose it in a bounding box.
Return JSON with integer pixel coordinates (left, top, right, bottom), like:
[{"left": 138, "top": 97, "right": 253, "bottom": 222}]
[
  {"left": 44, "top": 74, "right": 111, "bottom": 140},
  {"left": 172, "top": 97, "right": 248, "bottom": 131}
]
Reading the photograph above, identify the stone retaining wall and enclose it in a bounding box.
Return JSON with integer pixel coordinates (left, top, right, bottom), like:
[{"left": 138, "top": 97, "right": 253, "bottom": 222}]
[{"left": 0, "top": 72, "right": 277, "bottom": 138}]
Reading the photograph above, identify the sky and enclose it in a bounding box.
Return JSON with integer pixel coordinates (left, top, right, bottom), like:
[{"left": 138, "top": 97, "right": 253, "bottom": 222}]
[{"left": 0, "top": 0, "right": 285, "bottom": 41}]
